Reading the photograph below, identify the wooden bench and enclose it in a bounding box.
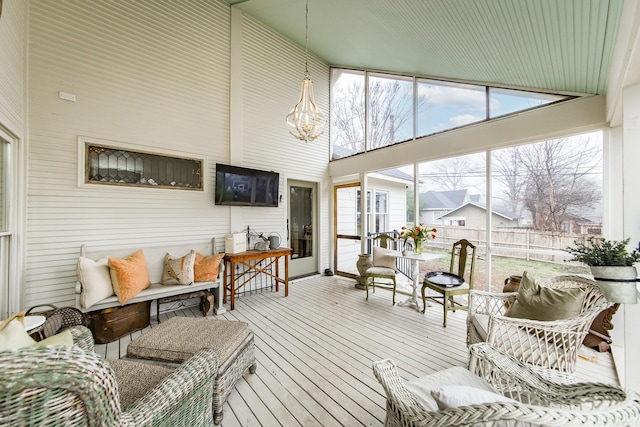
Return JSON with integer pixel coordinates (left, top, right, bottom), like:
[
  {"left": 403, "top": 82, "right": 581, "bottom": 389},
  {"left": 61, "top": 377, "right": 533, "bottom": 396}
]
[{"left": 75, "top": 238, "right": 226, "bottom": 318}]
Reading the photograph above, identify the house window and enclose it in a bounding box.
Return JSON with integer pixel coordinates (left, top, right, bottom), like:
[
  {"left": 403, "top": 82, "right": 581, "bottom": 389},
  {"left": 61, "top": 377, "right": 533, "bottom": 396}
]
[
  {"left": 356, "top": 189, "right": 371, "bottom": 230},
  {"left": 0, "top": 129, "right": 13, "bottom": 318},
  {"left": 375, "top": 191, "right": 388, "bottom": 232}
]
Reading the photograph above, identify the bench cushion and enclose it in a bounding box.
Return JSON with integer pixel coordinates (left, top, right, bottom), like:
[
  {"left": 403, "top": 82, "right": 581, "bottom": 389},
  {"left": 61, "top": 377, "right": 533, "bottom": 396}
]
[{"left": 127, "top": 317, "right": 250, "bottom": 364}]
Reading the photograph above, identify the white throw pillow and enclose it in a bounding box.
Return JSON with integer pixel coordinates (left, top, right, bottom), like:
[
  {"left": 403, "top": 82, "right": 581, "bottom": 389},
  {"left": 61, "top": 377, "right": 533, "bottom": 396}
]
[
  {"left": 77, "top": 256, "right": 114, "bottom": 309},
  {"left": 0, "top": 318, "right": 37, "bottom": 350},
  {"left": 372, "top": 246, "right": 397, "bottom": 270}
]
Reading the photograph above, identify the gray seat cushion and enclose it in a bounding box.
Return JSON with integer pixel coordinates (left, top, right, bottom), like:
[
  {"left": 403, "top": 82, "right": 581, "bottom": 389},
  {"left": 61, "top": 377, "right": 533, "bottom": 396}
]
[
  {"left": 109, "top": 358, "right": 175, "bottom": 410},
  {"left": 127, "top": 316, "right": 250, "bottom": 364},
  {"left": 472, "top": 313, "right": 490, "bottom": 340}
]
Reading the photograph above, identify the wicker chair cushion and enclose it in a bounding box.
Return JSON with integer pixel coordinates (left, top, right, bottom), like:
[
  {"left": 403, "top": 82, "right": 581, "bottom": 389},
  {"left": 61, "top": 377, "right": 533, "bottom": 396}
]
[
  {"left": 365, "top": 266, "right": 396, "bottom": 275},
  {"left": 406, "top": 366, "right": 497, "bottom": 411},
  {"left": 505, "top": 272, "right": 585, "bottom": 321},
  {"left": 472, "top": 313, "right": 490, "bottom": 341},
  {"left": 109, "top": 358, "right": 175, "bottom": 410},
  {"left": 432, "top": 385, "right": 518, "bottom": 410},
  {"left": 372, "top": 246, "right": 397, "bottom": 269},
  {"left": 127, "top": 317, "right": 250, "bottom": 364}
]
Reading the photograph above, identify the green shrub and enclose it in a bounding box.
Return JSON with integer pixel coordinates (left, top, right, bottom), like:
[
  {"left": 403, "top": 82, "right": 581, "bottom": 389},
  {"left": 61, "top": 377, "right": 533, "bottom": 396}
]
[{"left": 565, "top": 237, "right": 640, "bottom": 266}]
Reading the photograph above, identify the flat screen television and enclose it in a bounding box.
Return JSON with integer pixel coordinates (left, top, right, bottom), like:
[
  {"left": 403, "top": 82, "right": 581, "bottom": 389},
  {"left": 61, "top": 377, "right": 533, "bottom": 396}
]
[{"left": 215, "top": 163, "right": 280, "bottom": 207}]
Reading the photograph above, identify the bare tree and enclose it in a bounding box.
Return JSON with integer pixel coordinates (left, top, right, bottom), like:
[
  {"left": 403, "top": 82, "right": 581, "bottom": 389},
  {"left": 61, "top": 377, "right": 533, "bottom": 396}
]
[
  {"left": 519, "top": 137, "right": 601, "bottom": 232},
  {"left": 493, "top": 146, "right": 526, "bottom": 216},
  {"left": 420, "top": 154, "right": 485, "bottom": 192},
  {"left": 331, "top": 77, "right": 421, "bottom": 152}
]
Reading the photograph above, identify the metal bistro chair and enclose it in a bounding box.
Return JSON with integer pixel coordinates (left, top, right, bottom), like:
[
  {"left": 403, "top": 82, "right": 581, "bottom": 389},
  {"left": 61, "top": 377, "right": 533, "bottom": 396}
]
[
  {"left": 365, "top": 233, "right": 399, "bottom": 305},
  {"left": 421, "top": 239, "right": 476, "bottom": 327}
]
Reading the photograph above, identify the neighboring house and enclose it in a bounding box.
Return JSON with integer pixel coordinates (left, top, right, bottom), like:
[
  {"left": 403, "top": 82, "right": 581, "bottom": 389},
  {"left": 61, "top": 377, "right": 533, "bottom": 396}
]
[
  {"left": 418, "top": 190, "right": 471, "bottom": 224},
  {"left": 559, "top": 214, "right": 603, "bottom": 235},
  {"left": 437, "top": 202, "right": 518, "bottom": 228}
]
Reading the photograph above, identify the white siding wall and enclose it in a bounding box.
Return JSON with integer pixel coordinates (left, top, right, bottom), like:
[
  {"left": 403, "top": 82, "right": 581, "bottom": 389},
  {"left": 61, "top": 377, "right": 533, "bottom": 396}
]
[
  {"left": 237, "top": 13, "right": 330, "bottom": 268},
  {"left": 0, "top": 0, "right": 24, "bottom": 135},
  {"left": 25, "top": 1, "right": 330, "bottom": 307}
]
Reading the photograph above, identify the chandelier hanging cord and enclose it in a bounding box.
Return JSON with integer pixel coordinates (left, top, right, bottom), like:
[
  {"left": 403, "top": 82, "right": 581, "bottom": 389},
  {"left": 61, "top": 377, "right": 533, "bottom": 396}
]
[{"left": 304, "top": 0, "right": 309, "bottom": 77}]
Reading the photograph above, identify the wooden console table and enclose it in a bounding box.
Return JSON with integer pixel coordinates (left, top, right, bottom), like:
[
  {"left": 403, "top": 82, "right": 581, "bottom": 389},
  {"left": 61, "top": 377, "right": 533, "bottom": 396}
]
[{"left": 223, "top": 248, "right": 292, "bottom": 310}]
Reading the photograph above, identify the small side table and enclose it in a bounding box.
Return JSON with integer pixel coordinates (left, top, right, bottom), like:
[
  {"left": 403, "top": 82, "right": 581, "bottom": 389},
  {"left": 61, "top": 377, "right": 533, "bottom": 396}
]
[{"left": 24, "top": 315, "right": 46, "bottom": 340}]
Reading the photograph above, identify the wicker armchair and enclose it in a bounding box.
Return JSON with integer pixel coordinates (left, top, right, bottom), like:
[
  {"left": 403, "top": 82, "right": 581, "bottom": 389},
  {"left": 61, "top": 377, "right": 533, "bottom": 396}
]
[
  {"left": 467, "top": 275, "right": 610, "bottom": 384},
  {"left": 0, "top": 326, "right": 218, "bottom": 427},
  {"left": 373, "top": 342, "right": 640, "bottom": 427}
]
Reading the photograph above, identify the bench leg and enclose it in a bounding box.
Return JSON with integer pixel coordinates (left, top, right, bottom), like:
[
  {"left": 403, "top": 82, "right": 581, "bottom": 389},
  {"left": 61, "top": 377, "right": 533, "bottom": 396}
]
[{"left": 213, "top": 284, "right": 226, "bottom": 314}]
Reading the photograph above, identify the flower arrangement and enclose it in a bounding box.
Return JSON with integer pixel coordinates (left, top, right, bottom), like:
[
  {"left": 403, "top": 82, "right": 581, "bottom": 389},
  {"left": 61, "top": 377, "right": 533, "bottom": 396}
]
[{"left": 400, "top": 223, "right": 437, "bottom": 242}]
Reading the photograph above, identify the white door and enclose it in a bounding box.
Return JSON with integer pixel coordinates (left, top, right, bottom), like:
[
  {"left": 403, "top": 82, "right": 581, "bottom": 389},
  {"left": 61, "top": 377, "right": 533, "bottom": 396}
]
[{"left": 287, "top": 180, "right": 318, "bottom": 278}]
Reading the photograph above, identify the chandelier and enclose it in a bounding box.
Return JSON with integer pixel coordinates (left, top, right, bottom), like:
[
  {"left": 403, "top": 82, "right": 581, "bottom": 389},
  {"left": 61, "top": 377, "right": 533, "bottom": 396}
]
[{"left": 286, "top": 0, "right": 326, "bottom": 142}]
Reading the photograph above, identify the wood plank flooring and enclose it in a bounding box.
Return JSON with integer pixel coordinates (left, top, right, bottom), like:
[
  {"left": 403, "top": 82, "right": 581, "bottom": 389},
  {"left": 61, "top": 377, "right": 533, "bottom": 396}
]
[{"left": 94, "top": 275, "right": 619, "bottom": 427}]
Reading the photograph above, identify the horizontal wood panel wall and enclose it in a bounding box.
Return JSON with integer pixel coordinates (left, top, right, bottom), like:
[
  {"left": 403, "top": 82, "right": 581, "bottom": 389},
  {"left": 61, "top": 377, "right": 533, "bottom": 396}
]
[
  {"left": 25, "top": 0, "right": 331, "bottom": 308},
  {"left": 237, "top": 13, "right": 330, "bottom": 270},
  {"left": 0, "top": 0, "right": 25, "bottom": 134}
]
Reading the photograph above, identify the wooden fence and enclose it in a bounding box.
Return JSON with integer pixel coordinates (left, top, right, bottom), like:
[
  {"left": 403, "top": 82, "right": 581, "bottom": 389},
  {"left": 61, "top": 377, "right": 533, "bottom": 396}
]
[{"left": 421, "top": 226, "right": 595, "bottom": 264}]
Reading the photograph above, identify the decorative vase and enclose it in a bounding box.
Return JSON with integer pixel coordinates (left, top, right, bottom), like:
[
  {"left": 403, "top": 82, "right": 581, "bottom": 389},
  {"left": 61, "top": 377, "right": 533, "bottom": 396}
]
[
  {"left": 355, "top": 253, "right": 372, "bottom": 289},
  {"left": 414, "top": 239, "right": 422, "bottom": 254},
  {"left": 502, "top": 275, "right": 522, "bottom": 293},
  {"left": 590, "top": 265, "right": 638, "bottom": 304}
]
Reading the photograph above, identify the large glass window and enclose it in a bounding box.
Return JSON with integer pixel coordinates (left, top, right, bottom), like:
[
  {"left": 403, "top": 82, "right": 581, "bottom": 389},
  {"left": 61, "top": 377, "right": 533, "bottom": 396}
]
[
  {"left": 489, "top": 87, "right": 566, "bottom": 119},
  {"left": 417, "top": 152, "right": 487, "bottom": 288},
  {"left": 331, "top": 69, "right": 365, "bottom": 159},
  {"left": 368, "top": 73, "right": 414, "bottom": 149},
  {"left": 489, "top": 131, "right": 602, "bottom": 289},
  {"left": 330, "top": 68, "right": 574, "bottom": 161},
  {"left": 416, "top": 79, "right": 485, "bottom": 137}
]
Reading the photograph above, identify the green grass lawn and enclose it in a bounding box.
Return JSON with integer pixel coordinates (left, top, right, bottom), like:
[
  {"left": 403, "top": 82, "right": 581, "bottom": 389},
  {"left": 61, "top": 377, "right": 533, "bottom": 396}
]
[{"left": 416, "top": 247, "right": 590, "bottom": 292}]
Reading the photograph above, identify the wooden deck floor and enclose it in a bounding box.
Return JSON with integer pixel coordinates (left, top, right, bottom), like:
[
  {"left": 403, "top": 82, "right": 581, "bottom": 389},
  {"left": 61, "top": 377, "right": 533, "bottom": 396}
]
[{"left": 94, "top": 275, "right": 619, "bottom": 427}]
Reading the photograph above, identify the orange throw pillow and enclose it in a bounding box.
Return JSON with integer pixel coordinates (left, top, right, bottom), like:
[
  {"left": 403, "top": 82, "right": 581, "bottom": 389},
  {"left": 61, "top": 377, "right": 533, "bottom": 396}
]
[
  {"left": 109, "top": 250, "right": 151, "bottom": 304},
  {"left": 194, "top": 252, "right": 225, "bottom": 282}
]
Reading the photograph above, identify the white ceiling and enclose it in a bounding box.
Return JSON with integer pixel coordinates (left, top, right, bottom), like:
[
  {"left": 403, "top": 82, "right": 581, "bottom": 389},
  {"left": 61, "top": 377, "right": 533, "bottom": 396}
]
[{"left": 227, "top": 0, "right": 623, "bottom": 95}]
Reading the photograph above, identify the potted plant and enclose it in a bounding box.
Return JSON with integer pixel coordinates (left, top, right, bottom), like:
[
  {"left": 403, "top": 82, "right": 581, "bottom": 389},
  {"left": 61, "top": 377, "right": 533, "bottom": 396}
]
[{"left": 565, "top": 236, "right": 640, "bottom": 303}]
